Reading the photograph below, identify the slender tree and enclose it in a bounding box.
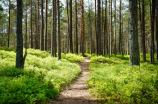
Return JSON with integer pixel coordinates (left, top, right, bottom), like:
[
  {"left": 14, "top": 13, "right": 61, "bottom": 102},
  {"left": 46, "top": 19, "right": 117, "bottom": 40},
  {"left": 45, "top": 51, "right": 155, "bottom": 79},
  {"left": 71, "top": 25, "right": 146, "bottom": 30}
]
[
  {"left": 114, "top": 0, "right": 116, "bottom": 56},
  {"left": 31, "top": 0, "right": 33, "bottom": 48},
  {"left": 35, "top": 0, "right": 39, "bottom": 49},
  {"left": 150, "top": 0, "right": 156, "bottom": 64},
  {"left": 156, "top": 0, "right": 158, "bottom": 60},
  {"left": 110, "top": 0, "right": 112, "bottom": 55},
  {"left": 81, "top": 0, "right": 85, "bottom": 56},
  {"left": 118, "top": 0, "right": 122, "bottom": 54},
  {"left": 69, "top": 0, "right": 73, "bottom": 53},
  {"left": 16, "top": 0, "right": 27, "bottom": 69},
  {"left": 75, "top": 0, "right": 78, "bottom": 54},
  {"left": 66, "top": 0, "right": 69, "bottom": 53},
  {"left": 129, "top": 0, "right": 140, "bottom": 66},
  {"left": 57, "top": 0, "right": 61, "bottom": 60},
  {"left": 8, "top": 0, "right": 10, "bottom": 47},
  {"left": 95, "top": 0, "right": 97, "bottom": 54},
  {"left": 97, "top": 0, "right": 101, "bottom": 55},
  {"left": 142, "top": 0, "right": 146, "bottom": 61},
  {"left": 44, "top": 0, "right": 48, "bottom": 50},
  {"left": 51, "top": 0, "right": 57, "bottom": 57},
  {"left": 40, "top": 0, "right": 44, "bottom": 51},
  {"left": 25, "top": 9, "right": 27, "bottom": 49},
  {"left": 104, "top": 0, "right": 108, "bottom": 54}
]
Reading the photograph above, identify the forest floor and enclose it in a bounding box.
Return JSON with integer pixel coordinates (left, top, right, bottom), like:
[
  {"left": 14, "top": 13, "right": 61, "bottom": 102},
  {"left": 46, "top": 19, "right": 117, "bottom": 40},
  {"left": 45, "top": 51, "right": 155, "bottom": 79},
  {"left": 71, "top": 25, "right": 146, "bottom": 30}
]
[{"left": 50, "top": 57, "right": 101, "bottom": 104}]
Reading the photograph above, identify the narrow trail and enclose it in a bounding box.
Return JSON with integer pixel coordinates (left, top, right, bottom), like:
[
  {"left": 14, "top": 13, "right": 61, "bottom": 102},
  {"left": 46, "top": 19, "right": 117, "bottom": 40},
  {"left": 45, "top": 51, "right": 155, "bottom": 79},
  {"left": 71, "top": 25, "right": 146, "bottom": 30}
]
[{"left": 50, "top": 57, "right": 100, "bottom": 104}]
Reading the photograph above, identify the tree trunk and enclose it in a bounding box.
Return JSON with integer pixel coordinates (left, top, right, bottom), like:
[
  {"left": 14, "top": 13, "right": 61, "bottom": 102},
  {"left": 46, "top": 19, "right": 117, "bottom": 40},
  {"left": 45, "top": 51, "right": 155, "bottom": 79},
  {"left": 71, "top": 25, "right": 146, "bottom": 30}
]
[
  {"left": 51, "top": 0, "right": 57, "bottom": 57},
  {"left": 57, "top": 0, "right": 61, "bottom": 60},
  {"left": 81, "top": 0, "right": 85, "bottom": 56},
  {"left": 95, "top": 0, "right": 98, "bottom": 54},
  {"left": 44, "top": 0, "right": 48, "bottom": 51},
  {"left": 104, "top": 0, "right": 108, "bottom": 54},
  {"left": 16, "top": 0, "right": 27, "bottom": 69},
  {"left": 35, "top": 0, "right": 39, "bottom": 49},
  {"left": 150, "top": 0, "right": 156, "bottom": 64},
  {"left": 119, "top": 0, "right": 122, "bottom": 54},
  {"left": 156, "top": 0, "right": 158, "bottom": 60},
  {"left": 75, "top": 0, "right": 78, "bottom": 54},
  {"left": 114, "top": 0, "right": 116, "bottom": 56},
  {"left": 110, "top": 0, "right": 112, "bottom": 55},
  {"left": 25, "top": 10, "right": 27, "bottom": 49},
  {"left": 31, "top": 0, "right": 33, "bottom": 48},
  {"left": 129, "top": 0, "right": 140, "bottom": 66},
  {"left": 142, "top": 0, "right": 146, "bottom": 61},
  {"left": 8, "top": 0, "right": 10, "bottom": 47},
  {"left": 69, "top": 0, "right": 73, "bottom": 53},
  {"left": 66, "top": 0, "right": 69, "bottom": 53},
  {"left": 40, "top": 0, "right": 44, "bottom": 51},
  {"left": 97, "top": 0, "right": 101, "bottom": 55}
]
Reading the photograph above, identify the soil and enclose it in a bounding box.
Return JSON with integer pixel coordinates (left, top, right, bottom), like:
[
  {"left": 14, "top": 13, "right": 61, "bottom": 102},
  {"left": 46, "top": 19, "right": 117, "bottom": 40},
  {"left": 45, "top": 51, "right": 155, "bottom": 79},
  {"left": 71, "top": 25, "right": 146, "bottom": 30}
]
[{"left": 50, "top": 57, "right": 101, "bottom": 104}]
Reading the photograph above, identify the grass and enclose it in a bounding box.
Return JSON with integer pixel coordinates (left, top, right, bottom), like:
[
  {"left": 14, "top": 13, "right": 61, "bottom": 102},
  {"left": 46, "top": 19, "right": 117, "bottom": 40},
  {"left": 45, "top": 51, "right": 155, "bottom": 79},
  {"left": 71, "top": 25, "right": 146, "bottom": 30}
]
[
  {"left": 0, "top": 48, "right": 84, "bottom": 104},
  {"left": 87, "top": 54, "right": 158, "bottom": 103}
]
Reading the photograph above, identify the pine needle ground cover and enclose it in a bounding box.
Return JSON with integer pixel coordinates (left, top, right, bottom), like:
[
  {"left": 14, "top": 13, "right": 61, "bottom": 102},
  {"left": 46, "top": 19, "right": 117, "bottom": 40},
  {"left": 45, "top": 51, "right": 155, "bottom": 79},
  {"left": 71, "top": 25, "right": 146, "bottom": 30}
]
[
  {"left": 87, "top": 54, "right": 158, "bottom": 103},
  {"left": 0, "top": 48, "right": 84, "bottom": 104}
]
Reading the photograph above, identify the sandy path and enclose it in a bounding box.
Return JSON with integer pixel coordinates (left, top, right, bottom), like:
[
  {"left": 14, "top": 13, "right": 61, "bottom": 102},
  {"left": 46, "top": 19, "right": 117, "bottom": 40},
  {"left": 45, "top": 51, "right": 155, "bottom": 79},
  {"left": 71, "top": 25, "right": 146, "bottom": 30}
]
[{"left": 50, "top": 57, "right": 100, "bottom": 104}]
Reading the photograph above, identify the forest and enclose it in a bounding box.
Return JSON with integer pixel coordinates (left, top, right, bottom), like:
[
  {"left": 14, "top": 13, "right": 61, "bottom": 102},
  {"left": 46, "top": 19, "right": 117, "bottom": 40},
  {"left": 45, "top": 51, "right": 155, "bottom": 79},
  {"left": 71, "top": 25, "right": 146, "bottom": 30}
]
[{"left": 0, "top": 0, "right": 158, "bottom": 103}]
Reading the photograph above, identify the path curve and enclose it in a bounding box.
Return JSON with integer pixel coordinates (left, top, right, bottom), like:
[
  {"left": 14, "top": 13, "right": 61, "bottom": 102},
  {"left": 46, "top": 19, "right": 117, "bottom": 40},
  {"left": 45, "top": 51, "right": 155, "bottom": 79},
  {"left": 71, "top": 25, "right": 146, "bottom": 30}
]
[{"left": 50, "top": 57, "right": 100, "bottom": 104}]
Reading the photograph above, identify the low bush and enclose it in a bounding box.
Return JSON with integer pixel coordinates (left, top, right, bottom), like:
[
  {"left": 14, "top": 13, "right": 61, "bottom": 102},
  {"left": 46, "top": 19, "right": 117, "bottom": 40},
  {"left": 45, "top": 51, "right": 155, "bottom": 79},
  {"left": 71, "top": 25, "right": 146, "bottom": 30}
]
[
  {"left": 0, "top": 48, "right": 82, "bottom": 103},
  {"left": 87, "top": 55, "right": 158, "bottom": 103}
]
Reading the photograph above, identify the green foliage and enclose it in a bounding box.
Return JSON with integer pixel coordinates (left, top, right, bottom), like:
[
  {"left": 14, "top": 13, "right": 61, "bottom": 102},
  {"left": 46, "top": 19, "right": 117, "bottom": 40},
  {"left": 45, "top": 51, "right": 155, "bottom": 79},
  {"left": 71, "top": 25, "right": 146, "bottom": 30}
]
[
  {"left": 87, "top": 54, "right": 158, "bottom": 103},
  {"left": 0, "top": 48, "right": 82, "bottom": 103},
  {"left": 61, "top": 53, "right": 84, "bottom": 62}
]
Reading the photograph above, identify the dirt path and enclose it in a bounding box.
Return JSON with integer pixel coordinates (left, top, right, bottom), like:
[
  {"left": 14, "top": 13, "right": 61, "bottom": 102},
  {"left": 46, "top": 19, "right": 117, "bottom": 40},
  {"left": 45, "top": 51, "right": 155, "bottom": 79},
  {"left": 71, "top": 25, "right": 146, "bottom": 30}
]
[{"left": 50, "top": 57, "right": 100, "bottom": 104}]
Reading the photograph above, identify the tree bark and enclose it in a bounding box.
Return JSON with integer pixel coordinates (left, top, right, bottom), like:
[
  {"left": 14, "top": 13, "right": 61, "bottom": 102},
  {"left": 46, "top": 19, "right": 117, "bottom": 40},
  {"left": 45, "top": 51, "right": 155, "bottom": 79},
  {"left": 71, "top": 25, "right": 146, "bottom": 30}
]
[
  {"left": 69, "top": 0, "right": 73, "bottom": 53},
  {"left": 81, "top": 0, "right": 85, "bottom": 56},
  {"left": 31, "top": 0, "right": 33, "bottom": 48},
  {"left": 156, "top": 0, "right": 158, "bottom": 60},
  {"left": 104, "top": 0, "right": 108, "bottom": 55},
  {"left": 97, "top": 0, "right": 101, "bottom": 55},
  {"left": 8, "top": 0, "right": 10, "bottom": 47},
  {"left": 129, "top": 0, "right": 140, "bottom": 66},
  {"left": 110, "top": 0, "right": 112, "bottom": 55},
  {"left": 35, "top": 0, "right": 39, "bottom": 49},
  {"left": 114, "top": 0, "right": 116, "bottom": 56},
  {"left": 25, "top": 10, "right": 27, "bottom": 49},
  {"left": 51, "top": 0, "right": 57, "bottom": 57},
  {"left": 57, "top": 0, "right": 61, "bottom": 60},
  {"left": 75, "top": 0, "right": 78, "bottom": 54},
  {"left": 44, "top": 0, "right": 48, "bottom": 51},
  {"left": 142, "top": 0, "right": 146, "bottom": 62},
  {"left": 119, "top": 0, "right": 122, "bottom": 54},
  {"left": 16, "top": 0, "right": 27, "bottom": 69},
  {"left": 40, "top": 0, "right": 44, "bottom": 51}
]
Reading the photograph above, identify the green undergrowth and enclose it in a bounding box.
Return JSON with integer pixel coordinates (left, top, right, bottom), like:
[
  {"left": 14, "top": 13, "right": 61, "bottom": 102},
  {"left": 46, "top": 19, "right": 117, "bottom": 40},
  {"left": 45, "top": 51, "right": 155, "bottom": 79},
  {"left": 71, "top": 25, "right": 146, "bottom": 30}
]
[
  {"left": 0, "top": 48, "right": 83, "bottom": 104},
  {"left": 87, "top": 54, "right": 158, "bottom": 103}
]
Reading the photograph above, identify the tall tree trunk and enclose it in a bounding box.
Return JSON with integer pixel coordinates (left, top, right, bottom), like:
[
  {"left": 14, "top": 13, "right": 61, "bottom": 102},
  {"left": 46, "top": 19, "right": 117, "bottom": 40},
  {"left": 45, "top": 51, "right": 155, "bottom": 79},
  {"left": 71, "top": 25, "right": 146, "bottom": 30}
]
[
  {"left": 51, "top": 0, "right": 57, "bottom": 57},
  {"left": 35, "top": 0, "right": 39, "bottom": 49},
  {"left": 16, "top": 0, "right": 27, "bottom": 69},
  {"left": 69, "top": 0, "right": 73, "bottom": 53},
  {"left": 97, "top": 0, "right": 101, "bottom": 55},
  {"left": 119, "top": 0, "right": 122, "bottom": 54},
  {"left": 104, "top": 0, "right": 108, "bottom": 54},
  {"left": 114, "top": 0, "right": 116, "bottom": 56},
  {"left": 75, "top": 0, "right": 78, "bottom": 54},
  {"left": 57, "top": 0, "right": 61, "bottom": 60},
  {"left": 110, "top": 0, "right": 112, "bottom": 55},
  {"left": 8, "top": 0, "right": 10, "bottom": 47},
  {"left": 129, "top": 0, "right": 140, "bottom": 66},
  {"left": 95, "top": 0, "right": 98, "bottom": 54},
  {"left": 142, "top": 0, "right": 146, "bottom": 61},
  {"left": 66, "top": 0, "right": 69, "bottom": 53},
  {"left": 25, "top": 10, "right": 27, "bottom": 49},
  {"left": 44, "top": 0, "right": 48, "bottom": 50},
  {"left": 139, "top": 0, "right": 142, "bottom": 53},
  {"left": 156, "top": 0, "right": 158, "bottom": 60},
  {"left": 81, "top": 0, "right": 85, "bottom": 56},
  {"left": 150, "top": 0, "right": 156, "bottom": 64},
  {"left": 40, "top": 0, "right": 44, "bottom": 51},
  {"left": 31, "top": 0, "right": 33, "bottom": 48}
]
